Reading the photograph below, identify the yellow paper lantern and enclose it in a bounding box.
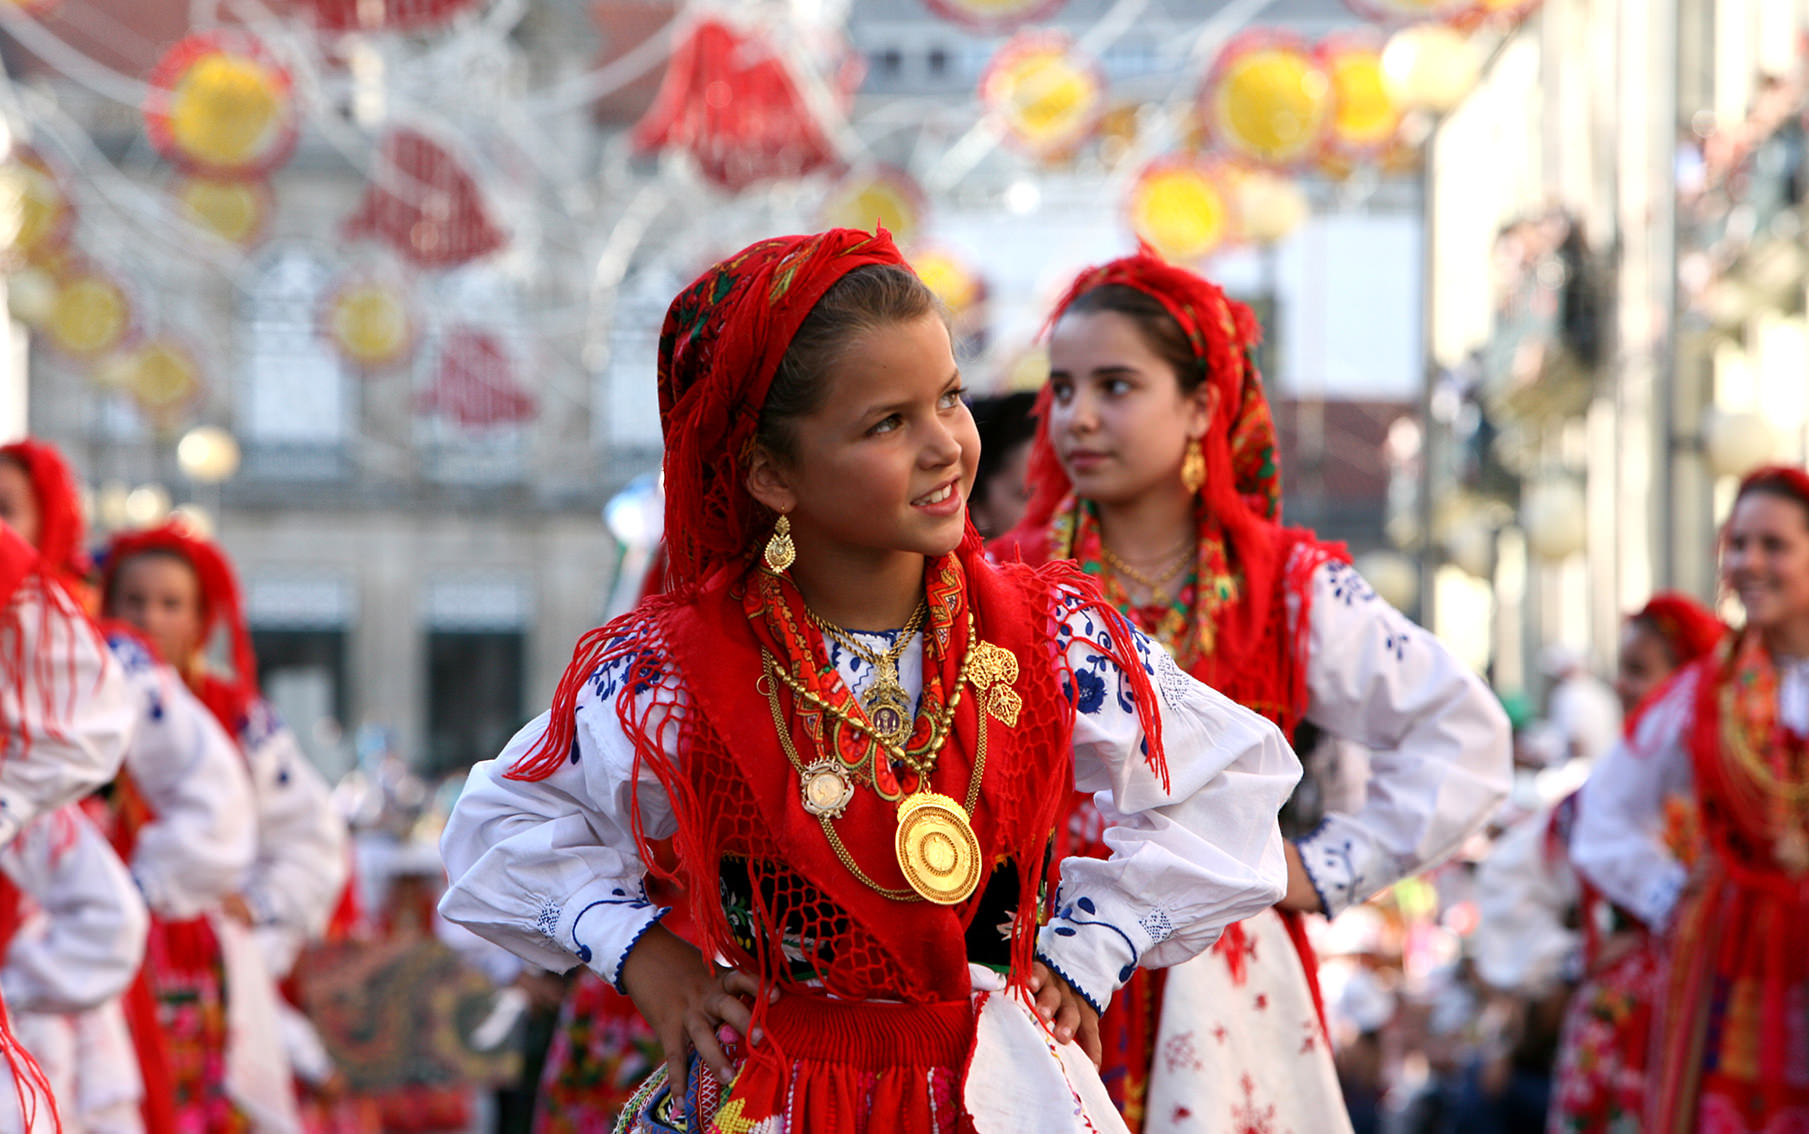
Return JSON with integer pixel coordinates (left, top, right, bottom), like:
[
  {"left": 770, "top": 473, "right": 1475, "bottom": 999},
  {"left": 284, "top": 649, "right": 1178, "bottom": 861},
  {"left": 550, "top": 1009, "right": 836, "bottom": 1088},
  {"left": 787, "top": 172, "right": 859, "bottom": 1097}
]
[
  {"left": 147, "top": 34, "right": 297, "bottom": 176},
  {"left": 821, "top": 168, "right": 925, "bottom": 248},
  {"left": 1203, "top": 34, "right": 1333, "bottom": 169},
  {"left": 47, "top": 271, "right": 130, "bottom": 359},
  {"left": 0, "top": 155, "right": 71, "bottom": 263},
  {"left": 176, "top": 177, "right": 270, "bottom": 244},
  {"left": 1126, "top": 160, "right": 1236, "bottom": 263},
  {"left": 980, "top": 34, "right": 1105, "bottom": 156},
  {"left": 129, "top": 339, "right": 204, "bottom": 419},
  {"left": 911, "top": 248, "right": 980, "bottom": 315},
  {"left": 1320, "top": 37, "right": 1400, "bottom": 158},
  {"left": 1381, "top": 24, "right": 1481, "bottom": 114},
  {"left": 325, "top": 277, "right": 413, "bottom": 369}
]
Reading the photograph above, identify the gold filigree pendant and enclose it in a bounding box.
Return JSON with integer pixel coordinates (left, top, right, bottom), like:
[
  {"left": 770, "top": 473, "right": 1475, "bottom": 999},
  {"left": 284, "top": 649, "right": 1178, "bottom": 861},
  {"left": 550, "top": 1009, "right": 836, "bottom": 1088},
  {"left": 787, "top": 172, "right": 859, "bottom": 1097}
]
[{"left": 894, "top": 791, "right": 981, "bottom": 905}]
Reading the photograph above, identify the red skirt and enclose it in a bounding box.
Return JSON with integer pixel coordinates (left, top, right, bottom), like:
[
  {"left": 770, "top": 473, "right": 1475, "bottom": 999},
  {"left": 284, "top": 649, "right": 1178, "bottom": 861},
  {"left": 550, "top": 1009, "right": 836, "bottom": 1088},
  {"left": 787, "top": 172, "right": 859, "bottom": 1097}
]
[{"left": 1549, "top": 934, "right": 1661, "bottom": 1133}]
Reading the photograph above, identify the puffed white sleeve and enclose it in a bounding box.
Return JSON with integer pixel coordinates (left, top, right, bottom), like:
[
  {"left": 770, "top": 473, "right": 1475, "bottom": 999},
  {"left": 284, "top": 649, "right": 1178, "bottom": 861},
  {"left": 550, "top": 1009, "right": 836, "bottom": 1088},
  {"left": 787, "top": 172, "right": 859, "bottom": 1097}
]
[
  {"left": 0, "top": 582, "right": 135, "bottom": 848},
  {"left": 439, "top": 656, "right": 678, "bottom": 991},
  {"left": 0, "top": 805, "right": 149, "bottom": 1013},
  {"left": 109, "top": 636, "right": 259, "bottom": 919},
  {"left": 1292, "top": 559, "right": 1512, "bottom": 917},
  {"left": 1569, "top": 673, "right": 1696, "bottom": 931},
  {"left": 1035, "top": 591, "right": 1300, "bottom": 1015},
  {"left": 1471, "top": 807, "right": 1578, "bottom": 995},
  {"left": 235, "top": 700, "right": 349, "bottom": 940}
]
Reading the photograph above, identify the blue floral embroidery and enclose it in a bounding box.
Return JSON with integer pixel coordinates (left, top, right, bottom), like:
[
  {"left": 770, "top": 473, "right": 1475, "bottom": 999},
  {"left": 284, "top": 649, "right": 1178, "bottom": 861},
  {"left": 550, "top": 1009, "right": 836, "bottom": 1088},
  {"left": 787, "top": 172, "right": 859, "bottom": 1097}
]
[
  {"left": 1068, "top": 668, "right": 1107, "bottom": 715},
  {"left": 566, "top": 885, "right": 658, "bottom": 974},
  {"left": 1307, "top": 834, "right": 1363, "bottom": 911},
  {"left": 587, "top": 646, "right": 664, "bottom": 702},
  {"left": 105, "top": 634, "right": 156, "bottom": 675},
  {"left": 1324, "top": 561, "right": 1377, "bottom": 607},
  {"left": 1049, "top": 895, "right": 1140, "bottom": 983},
  {"left": 1383, "top": 624, "right": 1411, "bottom": 661}
]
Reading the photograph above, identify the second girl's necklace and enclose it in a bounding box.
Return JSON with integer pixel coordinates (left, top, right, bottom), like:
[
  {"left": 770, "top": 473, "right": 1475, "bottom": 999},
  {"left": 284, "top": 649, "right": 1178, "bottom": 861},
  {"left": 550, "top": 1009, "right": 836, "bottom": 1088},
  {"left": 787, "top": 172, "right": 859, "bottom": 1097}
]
[
  {"left": 807, "top": 600, "right": 929, "bottom": 748},
  {"left": 1099, "top": 540, "right": 1192, "bottom": 607}
]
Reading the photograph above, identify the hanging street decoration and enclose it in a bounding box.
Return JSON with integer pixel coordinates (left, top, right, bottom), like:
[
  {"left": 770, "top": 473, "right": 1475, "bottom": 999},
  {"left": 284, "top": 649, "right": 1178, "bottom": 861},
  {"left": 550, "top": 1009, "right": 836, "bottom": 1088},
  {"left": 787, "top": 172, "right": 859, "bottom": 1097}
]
[
  {"left": 417, "top": 326, "right": 538, "bottom": 429},
  {"left": 909, "top": 247, "right": 980, "bottom": 315},
  {"left": 323, "top": 273, "right": 415, "bottom": 370},
  {"left": 1343, "top": 0, "right": 1475, "bottom": 22},
  {"left": 1317, "top": 33, "right": 1401, "bottom": 163},
  {"left": 1201, "top": 31, "right": 1333, "bottom": 170},
  {"left": 175, "top": 176, "right": 273, "bottom": 246},
  {"left": 342, "top": 129, "right": 507, "bottom": 269},
  {"left": 925, "top": 0, "right": 1066, "bottom": 35},
  {"left": 144, "top": 33, "right": 299, "bottom": 178},
  {"left": 1126, "top": 158, "right": 1238, "bottom": 263},
  {"left": 980, "top": 33, "right": 1105, "bottom": 157},
  {"left": 125, "top": 338, "right": 205, "bottom": 426},
  {"left": 820, "top": 166, "right": 926, "bottom": 247},
  {"left": 293, "top": 0, "right": 480, "bottom": 34},
  {"left": 1229, "top": 166, "right": 1310, "bottom": 244},
  {"left": 632, "top": 17, "right": 844, "bottom": 193},
  {"left": 0, "top": 148, "right": 74, "bottom": 268},
  {"left": 46, "top": 267, "right": 131, "bottom": 360}
]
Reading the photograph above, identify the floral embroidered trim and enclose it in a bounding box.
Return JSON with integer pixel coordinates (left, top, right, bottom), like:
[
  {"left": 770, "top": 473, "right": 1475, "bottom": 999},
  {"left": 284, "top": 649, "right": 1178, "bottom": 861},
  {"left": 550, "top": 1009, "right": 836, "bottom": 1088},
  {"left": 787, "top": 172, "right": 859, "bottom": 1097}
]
[
  {"left": 1138, "top": 908, "right": 1174, "bottom": 944},
  {"left": 1048, "top": 894, "right": 1140, "bottom": 985},
  {"left": 1321, "top": 560, "right": 1377, "bottom": 607},
  {"left": 1298, "top": 828, "right": 1363, "bottom": 916}
]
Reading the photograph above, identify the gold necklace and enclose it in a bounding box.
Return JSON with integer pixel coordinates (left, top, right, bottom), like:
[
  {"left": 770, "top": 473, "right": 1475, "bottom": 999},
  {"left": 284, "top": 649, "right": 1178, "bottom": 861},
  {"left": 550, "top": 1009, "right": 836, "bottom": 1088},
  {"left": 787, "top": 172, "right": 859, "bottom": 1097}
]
[
  {"left": 807, "top": 601, "right": 928, "bottom": 748},
  {"left": 1099, "top": 542, "right": 1191, "bottom": 605}
]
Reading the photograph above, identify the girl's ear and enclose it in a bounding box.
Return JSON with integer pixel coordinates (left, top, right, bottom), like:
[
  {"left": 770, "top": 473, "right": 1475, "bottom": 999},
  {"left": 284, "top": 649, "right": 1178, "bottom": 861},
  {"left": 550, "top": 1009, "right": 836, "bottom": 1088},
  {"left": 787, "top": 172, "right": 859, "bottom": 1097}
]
[
  {"left": 1186, "top": 380, "right": 1221, "bottom": 442},
  {"left": 745, "top": 445, "right": 798, "bottom": 517}
]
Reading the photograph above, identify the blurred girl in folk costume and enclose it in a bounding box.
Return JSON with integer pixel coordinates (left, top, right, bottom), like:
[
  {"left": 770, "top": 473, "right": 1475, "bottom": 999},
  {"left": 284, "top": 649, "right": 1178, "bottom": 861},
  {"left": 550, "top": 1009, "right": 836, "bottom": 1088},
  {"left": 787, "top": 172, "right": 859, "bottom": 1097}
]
[
  {"left": 3, "top": 438, "right": 261, "bottom": 1134},
  {"left": 995, "top": 248, "right": 1511, "bottom": 1133},
  {"left": 1573, "top": 466, "right": 1809, "bottom": 1133},
  {"left": 439, "top": 227, "right": 1304, "bottom": 1133},
  {"left": 101, "top": 521, "right": 349, "bottom": 1133},
  {"left": 0, "top": 469, "right": 139, "bottom": 1132}
]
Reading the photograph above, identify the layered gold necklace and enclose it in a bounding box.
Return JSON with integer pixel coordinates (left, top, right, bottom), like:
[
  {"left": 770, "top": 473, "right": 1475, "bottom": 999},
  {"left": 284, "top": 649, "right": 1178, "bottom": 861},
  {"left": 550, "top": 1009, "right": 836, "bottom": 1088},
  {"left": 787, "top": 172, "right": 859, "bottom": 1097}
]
[{"left": 806, "top": 601, "right": 928, "bottom": 748}]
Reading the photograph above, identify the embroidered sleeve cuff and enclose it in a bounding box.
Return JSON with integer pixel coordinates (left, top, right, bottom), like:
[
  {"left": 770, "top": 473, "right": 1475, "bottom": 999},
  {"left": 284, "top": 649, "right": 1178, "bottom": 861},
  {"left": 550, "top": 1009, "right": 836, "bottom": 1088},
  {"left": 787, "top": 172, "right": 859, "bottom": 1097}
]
[
  {"left": 1034, "top": 951, "right": 1105, "bottom": 1017},
  {"left": 548, "top": 876, "right": 667, "bottom": 989},
  {"left": 1294, "top": 818, "right": 1384, "bottom": 919},
  {"left": 1035, "top": 894, "right": 1152, "bottom": 1013}
]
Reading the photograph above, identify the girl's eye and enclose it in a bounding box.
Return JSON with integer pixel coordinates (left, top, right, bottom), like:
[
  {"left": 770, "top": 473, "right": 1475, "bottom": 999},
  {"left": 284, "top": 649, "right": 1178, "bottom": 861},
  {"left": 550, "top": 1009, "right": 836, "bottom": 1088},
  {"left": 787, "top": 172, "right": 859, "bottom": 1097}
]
[
  {"left": 868, "top": 414, "right": 902, "bottom": 436},
  {"left": 1105, "top": 378, "right": 1133, "bottom": 395},
  {"left": 938, "top": 387, "right": 966, "bottom": 410},
  {"left": 1049, "top": 379, "right": 1073, "bottom": 403}
]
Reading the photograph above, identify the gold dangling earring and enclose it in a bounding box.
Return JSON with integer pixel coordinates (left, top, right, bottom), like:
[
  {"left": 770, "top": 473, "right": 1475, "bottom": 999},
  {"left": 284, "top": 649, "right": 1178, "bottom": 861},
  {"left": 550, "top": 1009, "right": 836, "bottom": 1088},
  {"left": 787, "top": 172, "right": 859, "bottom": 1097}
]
[
  {"left": 763, "top": 514, "right": 796, "bottom": 574},
  {"left": 1180, "top": 439, "right": 1206, "bottom": 495}
]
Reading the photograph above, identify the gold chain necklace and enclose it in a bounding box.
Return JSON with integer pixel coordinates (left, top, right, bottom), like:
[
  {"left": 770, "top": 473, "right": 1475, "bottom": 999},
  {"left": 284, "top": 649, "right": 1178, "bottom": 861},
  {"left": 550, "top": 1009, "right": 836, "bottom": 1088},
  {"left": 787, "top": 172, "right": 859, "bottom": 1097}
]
[
  {"left": 806, "top": 601, "right": 929, "bottom": 748},
  {"left": 1099, "top": 542, "right": 1191, "bottom": 605}
]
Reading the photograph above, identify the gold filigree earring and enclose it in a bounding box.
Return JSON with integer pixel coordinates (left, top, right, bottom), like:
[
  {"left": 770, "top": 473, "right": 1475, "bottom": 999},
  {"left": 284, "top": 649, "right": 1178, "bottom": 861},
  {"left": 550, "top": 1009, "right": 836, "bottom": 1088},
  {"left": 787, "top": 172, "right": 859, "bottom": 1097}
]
[
  {"left": 1180, "top": 440, "right": 1206, "bottom": 495},
  {"left": 763, "top": 514, "right": 796, "bottom": 574}
]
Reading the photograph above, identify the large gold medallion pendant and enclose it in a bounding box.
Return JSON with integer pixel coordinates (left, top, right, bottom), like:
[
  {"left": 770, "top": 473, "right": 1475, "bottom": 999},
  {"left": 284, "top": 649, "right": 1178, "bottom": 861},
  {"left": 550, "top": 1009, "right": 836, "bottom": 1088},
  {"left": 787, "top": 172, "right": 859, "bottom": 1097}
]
[
  {"left": 894, "top": 792, "right": 981, "bottom": 905},
  {"left": 800, "top": 760, "right": 855, "bottom": 819}
]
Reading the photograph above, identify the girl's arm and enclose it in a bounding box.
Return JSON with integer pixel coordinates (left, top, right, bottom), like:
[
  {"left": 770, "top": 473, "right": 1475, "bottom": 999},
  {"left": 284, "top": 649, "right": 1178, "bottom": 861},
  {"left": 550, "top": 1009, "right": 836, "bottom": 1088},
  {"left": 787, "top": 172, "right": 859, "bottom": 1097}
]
[
  {"left": 1291, "top": 559, "right": 1512, "bottom": 917},
  {"left": 234, "top": 702, "right": 349, "bottom": 944},
  {"left": 1036, "top": 591, "right": 1301, "bottom": 1018}
]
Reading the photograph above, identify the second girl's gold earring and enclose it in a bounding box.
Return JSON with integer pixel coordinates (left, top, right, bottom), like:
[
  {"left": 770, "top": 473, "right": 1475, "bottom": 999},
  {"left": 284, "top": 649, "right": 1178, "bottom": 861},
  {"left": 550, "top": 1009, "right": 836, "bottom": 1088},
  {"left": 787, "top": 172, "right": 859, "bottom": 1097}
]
[
  {"left": 763, "top": 514, "right": 796, "bottom": 574},
  {"left": 1180, "top": 440, "right": 1206, "bottom": 495}
]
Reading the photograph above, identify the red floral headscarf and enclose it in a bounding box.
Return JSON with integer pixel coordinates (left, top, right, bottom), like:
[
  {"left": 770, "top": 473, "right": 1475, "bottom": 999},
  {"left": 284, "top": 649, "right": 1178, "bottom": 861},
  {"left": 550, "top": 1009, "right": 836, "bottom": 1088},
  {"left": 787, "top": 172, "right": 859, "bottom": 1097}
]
[
  {"left": 656, "top": 227, "right": 910, "bottom": 591},
  {"left": 0, "top": 439, "right": 90, "bottom": 595},
  {"left": 100, "top": 521, "right": 259, "bottom": 728}
]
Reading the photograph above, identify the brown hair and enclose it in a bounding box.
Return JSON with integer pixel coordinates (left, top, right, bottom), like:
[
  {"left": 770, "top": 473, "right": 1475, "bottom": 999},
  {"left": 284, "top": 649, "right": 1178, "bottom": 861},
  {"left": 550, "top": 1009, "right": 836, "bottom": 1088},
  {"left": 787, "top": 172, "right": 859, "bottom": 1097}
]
[
  {"left": 1060, "top": 283, "right": 1205, "bottom": 394},
  {"left": 756, "top": 264, "right": 943, "bottom": 459}
]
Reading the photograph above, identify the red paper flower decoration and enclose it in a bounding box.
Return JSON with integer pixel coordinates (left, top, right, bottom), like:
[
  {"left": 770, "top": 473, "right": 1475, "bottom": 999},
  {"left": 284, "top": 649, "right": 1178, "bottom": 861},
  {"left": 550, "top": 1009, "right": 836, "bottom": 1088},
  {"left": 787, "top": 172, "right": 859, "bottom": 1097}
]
[
  {"left": 297, "top": 0, "right": 479, "bottom": 33},
  {"left": 342, "top": 130, "right": 506, "bottom": 269},
  {"left": 631, "top": 17, "right": 842, "bottom": 192},
  {"left": 417, "top": 327, "right": 537, "bottom": 428}
]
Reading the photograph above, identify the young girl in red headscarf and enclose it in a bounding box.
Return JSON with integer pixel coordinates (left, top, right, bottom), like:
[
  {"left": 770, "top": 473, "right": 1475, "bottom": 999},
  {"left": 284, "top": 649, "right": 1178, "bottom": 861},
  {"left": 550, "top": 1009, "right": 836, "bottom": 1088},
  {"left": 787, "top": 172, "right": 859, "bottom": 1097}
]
[
  {"left": 995, "top": 249, "right": 1512, "bottom": 1133},
  {"left": 100, "top": 521, "right": 349, "bottom": 1132},
  {"left": 439, "top": 229, "right": 1303, "bottom": 1134},
  {"left": 1573, "top": 466, "right": 1809, "bottom": 1133}
]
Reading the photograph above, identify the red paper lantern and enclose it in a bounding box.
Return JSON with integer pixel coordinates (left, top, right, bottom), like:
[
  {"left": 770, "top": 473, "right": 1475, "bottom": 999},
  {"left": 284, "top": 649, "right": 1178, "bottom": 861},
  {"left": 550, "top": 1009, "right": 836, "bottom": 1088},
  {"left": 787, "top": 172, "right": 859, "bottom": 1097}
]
[
  {"left": 293, "top": 0, "right": 478, "bottom": 33},
  {"left": 631, "top": 17, "right": 842, "bottom": 192},
  {"left": 342, "top": 130, "right": 506, "bottom": 269},
  {"left": 417, "top": 327, "right": 536, "bottom": 428}
]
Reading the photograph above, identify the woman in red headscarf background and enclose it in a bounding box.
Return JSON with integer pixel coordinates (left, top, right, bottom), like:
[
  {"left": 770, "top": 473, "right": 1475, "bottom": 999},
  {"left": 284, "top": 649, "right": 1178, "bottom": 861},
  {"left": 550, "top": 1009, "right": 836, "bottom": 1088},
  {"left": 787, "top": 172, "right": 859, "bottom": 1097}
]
[
  {"left": 1469, "top": 592, "right": 1722, "bottom": 1133},
  {"left": 1572, "top": 466, "right": 1809, "bottom": 1134},
  {"left": 995, "top": 250, "right": 1512, "bottom": 1133},
  {"left": 99, "top": 520, "right": 349, "bottom": 1132},
  {"left": 438, "top": 228, "right": 1304, "bottom": 1133}
]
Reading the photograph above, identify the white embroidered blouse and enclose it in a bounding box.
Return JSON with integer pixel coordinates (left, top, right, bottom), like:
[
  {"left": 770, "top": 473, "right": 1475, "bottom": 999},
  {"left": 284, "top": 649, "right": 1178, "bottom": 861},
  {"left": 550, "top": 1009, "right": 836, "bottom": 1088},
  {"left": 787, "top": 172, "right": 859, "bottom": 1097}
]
[{"left": 440, "top": 584, "right": 1301, "bottom": 1014}]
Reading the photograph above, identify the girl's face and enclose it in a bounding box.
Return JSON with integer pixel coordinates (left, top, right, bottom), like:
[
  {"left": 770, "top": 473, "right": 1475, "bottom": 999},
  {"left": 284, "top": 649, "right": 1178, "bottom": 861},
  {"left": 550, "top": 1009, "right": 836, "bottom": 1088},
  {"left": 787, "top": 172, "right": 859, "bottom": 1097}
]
[
  {"left": 1045, "top": 310, "right": 1213, "bottom": 508},
  {"left": 1722, "top": 491, "right": 1809, "bottom": 639},
  {"left": 108, "top": 554, "right": 206, "bottom": 666},
  {"left": 1614, "top": 622, "right": 1676, "bottom": 714},
  {"left": 754, "top": 312, "right": 979, "bottom": 566},
  {"left": 0, "top": 461, "right": 40, "bottom": 549}
]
